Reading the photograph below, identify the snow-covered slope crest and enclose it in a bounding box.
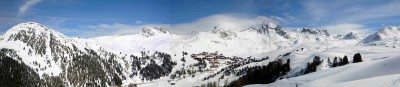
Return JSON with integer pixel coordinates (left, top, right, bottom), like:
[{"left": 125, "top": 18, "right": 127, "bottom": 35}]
[
  {"left": 362, "top": 26, "right": 400, "bottom": 43},
  {"left": 0, "top": 22, "right": 97, "bottom": 56},
  {"left": 140, "top": 27, "right": 171, "bottom": 37},
  {"left": 1, "top": 22, "right": 65, "bottom": 41},
  {"left": 90, "top": 27, "right": 174, "bottom": 54}
]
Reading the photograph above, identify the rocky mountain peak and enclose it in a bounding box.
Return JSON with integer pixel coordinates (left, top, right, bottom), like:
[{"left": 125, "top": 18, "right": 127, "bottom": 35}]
[
  {"left": 258, "top": 22, "right": 289, "bottom": 38},
  {"left": 211, "top": 26, "right": 237, "bottom": 40},
  {"left": 300, "top": 28, "right": 330, "bottom": 36},
  {"left": 259, "top": 22, "right": 279, "bottom": 33},
  {"left": 261, "top": 22, "right": 279, "bottom": 30},
  {"left": 362, "top": 26, "right": 400, "bottom": 43},
  {"left": 211, "top": 26, "right": 229, "bottom": 33},
  {"left": 140, "top": 27, "right": 171, "bottom": 37},
  {"left": 343, "top": 32, "right": 361, "bottom": 40}
]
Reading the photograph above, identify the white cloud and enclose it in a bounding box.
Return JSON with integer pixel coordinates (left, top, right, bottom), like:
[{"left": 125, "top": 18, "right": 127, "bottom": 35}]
[
  {"left": 18, "top": 0, "right": 42, "bottom": 16},
  {"left": 84, "top": 23, "right": 169, "bottom": 37},
  {"left": 321, "top": 23, "right": 374, "bottom": 37},
  {"left": 340, "top": 1, "right": 400, "bottom": 23},
  {"left": 171, "top": 14, "right": 278, "bottom": 34},
  {"left": 74, "top": 14, "right": 377, "bottom": 38},
  {"left": 80, "top": 14, "right": 282, "bottom": 37}
]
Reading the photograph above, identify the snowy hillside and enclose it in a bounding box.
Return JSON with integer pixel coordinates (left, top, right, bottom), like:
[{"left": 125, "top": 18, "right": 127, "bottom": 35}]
[
  {"left": 89, "top": 27, "right": 175, "bottom": 54},
  {"left": 256, "top": 46, "right": 400, "bottom": 87}
]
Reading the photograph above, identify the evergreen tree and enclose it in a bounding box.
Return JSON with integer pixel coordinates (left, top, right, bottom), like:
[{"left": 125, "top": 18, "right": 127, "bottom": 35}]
[
  {"left": 304, "top": 56, "right": 322, "bottom": 74},
  {"left": 353, "top": 53, "right": 363, "bottom": 63},
  {"left": 339, "top": 58, "right": 343, "bottom": 66},
  {"left": 333, "top": 57, "right": 338, "bottom": 67},
  {"left": 343, "top": 55, "right": 349, "bottom": 65},
  {"left": 282, "top": 59, "right": 291, "bottom": 74},
  {"left": 304, "top": 62, "right": 312, "bottom": 74},
  {"left": 313, "top": 56, "right": 322, "bottom": 64}
]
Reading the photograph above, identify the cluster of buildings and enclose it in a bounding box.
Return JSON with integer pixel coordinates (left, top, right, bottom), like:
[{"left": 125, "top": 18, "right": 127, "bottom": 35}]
[{"left": 190, "top": 51, "right": 228, "bottom": 68}]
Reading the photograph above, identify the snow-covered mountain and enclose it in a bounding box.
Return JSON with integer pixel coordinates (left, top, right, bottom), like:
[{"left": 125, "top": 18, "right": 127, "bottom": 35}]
[
  {"left": 343, "top": 32, "right": 361, "bottom": 40},
  {"left": 362, "top": 26, "right": 400, "bottom": 43},
  {"left": 0, "top": 22, "right": 124, "bottom": 86},
  {"left": 0, "top": 22, "right": 176, "bottom": 86},
  {"left": 2, "top": 22, "right": 400, "bottom": 87},
  {"left": 361, "top": 26, "right": 400, "bottom": 47},
  {"left": 91, "top": 22, "right": 291, "bottom": 57}
]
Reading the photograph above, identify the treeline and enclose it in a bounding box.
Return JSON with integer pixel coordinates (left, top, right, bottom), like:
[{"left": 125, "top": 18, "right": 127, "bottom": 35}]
[
  {"left": 304, "top": 53, "right": 363, "bottom": 74},
  {"left": 228, "top": 59, "right": 291, "bottom": 87},
  {"left": 304, "top": 56, "right": 323, "bottom": 74},
  {"left": 199, "top": 82, "right": 217, "bottom": 87},
  {"left": 226, "top": 53, "right": 363, "bottom": 87},
  {"left": 330, "top": 53, "right": 363, "bottom": 68}
]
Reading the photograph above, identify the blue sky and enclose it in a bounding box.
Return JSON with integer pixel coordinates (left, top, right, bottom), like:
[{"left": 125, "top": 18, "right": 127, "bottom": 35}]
[
  {"left": 170, "top": 0, "right": 300, "bottom": 24},
  {"left": 1, "top": 0, "right": 400, "bottom": 37},
  {"left": 0, "top": 0, "right": 170, "bottom": 37}
]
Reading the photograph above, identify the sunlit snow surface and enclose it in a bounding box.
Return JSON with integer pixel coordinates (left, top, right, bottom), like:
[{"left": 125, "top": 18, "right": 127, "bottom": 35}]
[{"left": 245, "top": 46, "right": 400, "bottom": 87}]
